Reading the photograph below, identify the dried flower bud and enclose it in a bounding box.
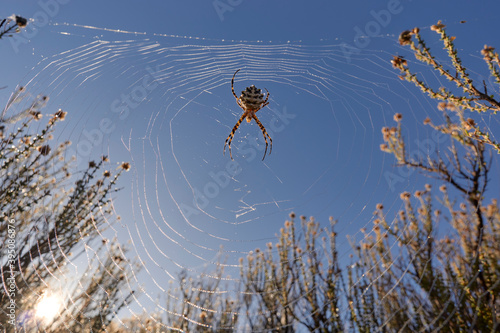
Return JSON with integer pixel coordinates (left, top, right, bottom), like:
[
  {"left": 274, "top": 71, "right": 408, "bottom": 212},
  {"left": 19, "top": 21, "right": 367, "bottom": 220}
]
[
  {"left": 30, "top": 111, "right": 43, "bottom": 120},
  {"left": 400, "top": 192, "right": 411, "bottom": 201},
  {"left": 464, "top": 118, "right": 476, "bottom": 130},
  {"left": 15, "top": 16, "right": 27, "bottom": 28},
  {"left": 37, "top": 145, "right": 51, "bottom": 156},
  {"left": 53, "top": 109, "right": 67, "bottom": 120},
  {"left": 431, "top": 20, "right": 445, "bottom": 32},
  {"left": 481, "top": 45, "right": 495, "bottom": 61},
  {"left": 121, "top": 162, "right": 131, "bottom": 171},
  {"left": 446, "top": 103, "right": 457, "bottom": 111},
  {"left": 391, "top": 55, "right": 408, "bottom": 68},
  {"left": 398, "top": 30, "right": 412, "bottom": 46},
  {"left": 380, "top": 143, "right": 389, "bottom": 152}
]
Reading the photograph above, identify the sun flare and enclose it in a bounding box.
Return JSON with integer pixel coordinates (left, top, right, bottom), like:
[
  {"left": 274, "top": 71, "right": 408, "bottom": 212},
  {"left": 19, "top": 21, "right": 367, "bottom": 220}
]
[{"left": 35, "top": 293, "right": 63, "bottom": 324}]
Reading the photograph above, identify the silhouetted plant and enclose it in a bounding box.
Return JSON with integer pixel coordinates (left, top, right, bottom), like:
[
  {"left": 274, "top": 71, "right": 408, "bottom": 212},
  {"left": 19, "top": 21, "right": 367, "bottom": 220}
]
[
  {"left": 349, "top": 186, "right": 499, "bottom": 331},
  {"left": 110, "top": 311, "right": 169, "bottom": 332},
  {"left": 0, "top": 87, "right": 137, "bottom": 332},
  {"left": 164, "top": 263, "right": 239, "bottom": 332},
  {"left": 392, "top": 21, "right": 500, "bottom": 152},
  {"left": 0, "top": 15, "right": 27, "bottom": 40},
  {"left": 373, "top": 21, "right": 500, "bottom": 331},
  {"left": 239, "top": 214, "right": 343, "bottom": 332}
]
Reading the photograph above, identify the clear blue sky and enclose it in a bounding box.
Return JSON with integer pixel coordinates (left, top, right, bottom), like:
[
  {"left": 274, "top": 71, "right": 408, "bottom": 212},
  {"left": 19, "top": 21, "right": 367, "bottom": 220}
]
[{"left": 2, "top": 0, "right": 500, "bottom": 319}]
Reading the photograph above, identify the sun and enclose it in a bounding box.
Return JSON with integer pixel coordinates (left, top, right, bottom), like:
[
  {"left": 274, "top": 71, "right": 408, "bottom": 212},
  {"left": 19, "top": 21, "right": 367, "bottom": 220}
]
[{"left": 35, "top": 292, "right": 63, "bottom": 324}]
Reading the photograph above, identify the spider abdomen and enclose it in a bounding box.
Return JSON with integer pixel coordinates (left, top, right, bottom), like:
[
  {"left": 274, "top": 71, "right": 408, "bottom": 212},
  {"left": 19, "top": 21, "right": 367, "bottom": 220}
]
[{"left": 240, "top": 85, "right": 265, "bottom": 110}]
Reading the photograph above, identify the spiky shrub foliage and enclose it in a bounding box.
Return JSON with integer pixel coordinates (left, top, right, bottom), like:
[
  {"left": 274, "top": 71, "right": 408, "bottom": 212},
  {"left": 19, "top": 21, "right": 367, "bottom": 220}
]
[
  {"left": 369, "top": 22, "right": 500, "bottom": 331},
  {"left": 116, "top": 216, "right": 344, "bottom": 333},
  {"left": 110, "top": 311, "right": 170, "bottom": 333},
  {"left": 239, "top": 214, "right": 343, "bottom": 332},
  {"left": 0, "top": 88, "right": 137, "bottom": 332},
  {"left": 164, "top": 264, "right": 239, "bottom": 332},
  {"left": 350, "top": 189, "right": 499, "bottom": 331},
  {"left": 391, "top": 21, "right": 500, "bottom": 152}
]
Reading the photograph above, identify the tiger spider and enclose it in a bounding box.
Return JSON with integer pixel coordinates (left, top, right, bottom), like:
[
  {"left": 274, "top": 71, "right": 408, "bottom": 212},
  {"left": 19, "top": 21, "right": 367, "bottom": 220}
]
[{"left": 223, "top": 69, "right": 272, "bottom": 161}]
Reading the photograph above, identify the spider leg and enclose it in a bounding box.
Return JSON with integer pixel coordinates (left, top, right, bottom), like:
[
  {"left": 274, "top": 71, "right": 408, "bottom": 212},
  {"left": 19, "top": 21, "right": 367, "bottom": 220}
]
[
  {"left": 224, "top": 113, "right": 246, "bottom": 160},
  {"left": 231, "top": 69, "right": 241, "bottom": 99},
  {"left": 263, "top": 88, "right": 270, "bottom": 105},
  {"left": 252, "top": 114, "right": 273, "bottom": 161},
  {"left": 256, "top": 88, "right": 270, "bottom": 112},
  {"left": 236, "top": 98, "right": 244, "bottom": 110}
]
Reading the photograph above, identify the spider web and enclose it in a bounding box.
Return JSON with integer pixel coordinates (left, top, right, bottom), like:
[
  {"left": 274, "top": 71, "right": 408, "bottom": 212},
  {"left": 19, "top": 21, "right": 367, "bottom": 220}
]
[{"left": 2, "top": 21, "right": 498, "bottom": 331}]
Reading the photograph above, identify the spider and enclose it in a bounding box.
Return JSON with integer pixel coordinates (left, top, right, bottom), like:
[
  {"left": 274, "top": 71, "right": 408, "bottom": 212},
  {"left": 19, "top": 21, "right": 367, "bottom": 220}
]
[{"left": 223, "top": 69, "right": 272, "bottom": 161}]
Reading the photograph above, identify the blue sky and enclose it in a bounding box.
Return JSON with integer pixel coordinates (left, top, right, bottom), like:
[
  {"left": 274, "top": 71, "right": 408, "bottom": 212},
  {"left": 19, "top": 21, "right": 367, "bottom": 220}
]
[{"left": 2, "top": 0, "right": 500, "bottom": 320}]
